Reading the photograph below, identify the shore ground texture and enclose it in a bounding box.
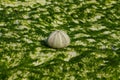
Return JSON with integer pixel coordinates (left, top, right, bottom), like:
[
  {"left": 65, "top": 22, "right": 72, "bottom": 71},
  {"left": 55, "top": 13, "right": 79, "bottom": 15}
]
[{"left": 0, "top": 0, "right": 120, "bottom": 80}]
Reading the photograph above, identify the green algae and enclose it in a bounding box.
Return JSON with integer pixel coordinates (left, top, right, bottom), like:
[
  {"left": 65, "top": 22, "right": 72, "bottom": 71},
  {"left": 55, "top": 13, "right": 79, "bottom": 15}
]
[{"left": 0, "top": 0, "right": 120, "bottom": 80}]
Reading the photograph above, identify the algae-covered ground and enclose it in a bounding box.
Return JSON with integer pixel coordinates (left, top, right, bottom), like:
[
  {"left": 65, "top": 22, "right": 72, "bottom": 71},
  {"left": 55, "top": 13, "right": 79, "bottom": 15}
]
[{"left": 0, "top": 0, "right": 120, "bottom": 80}]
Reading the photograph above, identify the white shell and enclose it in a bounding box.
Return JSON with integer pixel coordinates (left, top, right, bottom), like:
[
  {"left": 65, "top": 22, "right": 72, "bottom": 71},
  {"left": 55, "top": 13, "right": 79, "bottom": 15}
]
[{"left": 47, "top": 30, "right": 70, "bottom": 48}]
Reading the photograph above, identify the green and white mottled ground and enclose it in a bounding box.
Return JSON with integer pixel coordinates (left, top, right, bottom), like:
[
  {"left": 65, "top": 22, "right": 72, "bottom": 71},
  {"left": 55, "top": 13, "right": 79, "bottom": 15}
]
[{"left": 0, "top": 0, "right": 120, "bottom": 80}]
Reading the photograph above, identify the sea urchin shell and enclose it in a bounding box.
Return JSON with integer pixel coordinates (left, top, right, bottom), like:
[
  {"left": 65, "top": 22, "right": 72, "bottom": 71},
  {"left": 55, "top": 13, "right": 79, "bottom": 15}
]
[{"left": 47, "top": 30, "right": 70, "bottom": 48}]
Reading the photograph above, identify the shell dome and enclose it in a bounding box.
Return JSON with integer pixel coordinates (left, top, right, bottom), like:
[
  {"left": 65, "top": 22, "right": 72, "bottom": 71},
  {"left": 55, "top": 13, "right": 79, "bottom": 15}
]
[{"left": 47, "top": 30, "right": 70, "bottom": 48}]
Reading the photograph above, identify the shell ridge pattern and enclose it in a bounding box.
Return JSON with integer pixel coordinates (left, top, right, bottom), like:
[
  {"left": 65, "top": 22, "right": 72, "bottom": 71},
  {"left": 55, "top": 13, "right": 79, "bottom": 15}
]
[
  {"left": 60, "top": 31, "right": 70, "bottom": 47},
  {"left": 48, "top": 31, "right": 57, "bottom": 47},
  {"left": 58, "top": 32, "right": 63, "bottom": 48},
  {"left": 53, "top": 32, "right": 59, "bottom": 48},
  {"left": 47, "top": 30, "right": 70, "bottom": 48}
]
